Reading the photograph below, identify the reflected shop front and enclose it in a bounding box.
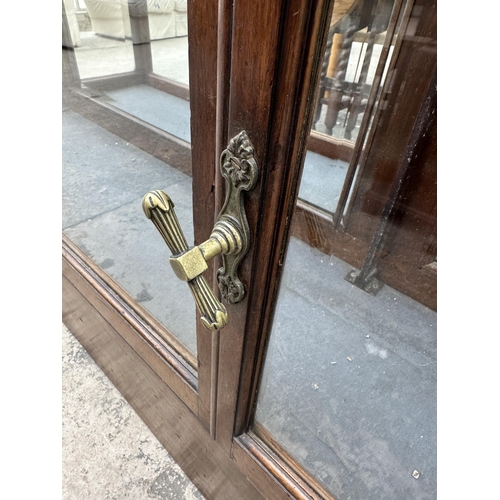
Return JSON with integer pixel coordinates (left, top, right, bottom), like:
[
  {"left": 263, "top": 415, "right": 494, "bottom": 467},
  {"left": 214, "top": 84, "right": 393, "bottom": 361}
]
[{"left": 63, "top": 0, "right": 437, "bottom": 498}]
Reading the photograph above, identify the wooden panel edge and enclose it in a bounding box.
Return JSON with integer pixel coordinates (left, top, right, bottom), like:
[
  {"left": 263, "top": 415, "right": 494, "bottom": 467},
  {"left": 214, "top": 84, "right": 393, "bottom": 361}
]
[
  {"left": 62, "top": 238, "right": 199, "bottom": 413},
  {"left": 62, "top": 274, "right": 264, "bottom": 500},
  {"left": 147, "top": 73, "right": 190, "bottom": 101},
  {"left": 292, "top": 203, "right": 437, "bottom": 311},
  {"left": 69, "top": 89, "right": 193, "bottom": 177},
  {"left": 252, "top": 423, "right": 335, "bottom": 500},
  {"left": 81, "top": 72, "right": 144, "bottom": 91},
  {"left": 233, "top": 433, "right": 333, "bottom": 500},
  {"left": 307, "top": 132, "right": 353, "bottom": 163}
]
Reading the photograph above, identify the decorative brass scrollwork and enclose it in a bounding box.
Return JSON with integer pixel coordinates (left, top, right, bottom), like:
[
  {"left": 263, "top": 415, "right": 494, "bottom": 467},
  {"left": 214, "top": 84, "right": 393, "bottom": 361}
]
[{"left": 142, "top": 131, "right": 258, "bottom": 331}]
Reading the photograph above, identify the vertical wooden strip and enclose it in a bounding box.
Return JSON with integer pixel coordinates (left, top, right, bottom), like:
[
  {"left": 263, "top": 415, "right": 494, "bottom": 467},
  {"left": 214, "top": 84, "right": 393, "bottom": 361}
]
[
  {"left": 215, "top": 0, "right": 233, "bottom": 193},
  {"left": 215, "top": 0, "right": 283, "bottom": 451},
  {"left": 187, "top": 0, "right": 220, "bottom": 429},
  {"left": 235, "top": 0, "right": 336, "bottom": 438},
  {"left": 210, "top": 330, "right": 220, "bottom": 439},
  {"left": 210, "top": 0, "right": 234, "bottom": 439},
  {"left": 214, "top": 0, "right": 336, "bottom": 451},
  {"left": 127, "top": 0, "right": 153, "bottom": 76}
]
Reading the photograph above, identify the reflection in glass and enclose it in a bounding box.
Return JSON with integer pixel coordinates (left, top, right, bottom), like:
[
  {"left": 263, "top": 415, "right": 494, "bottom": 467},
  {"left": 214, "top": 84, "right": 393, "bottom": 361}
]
[
  {"left": 255, "top": 236, "right": 436, "bottom": 499},
  {"left": 299, "top": 0, "right": 399, "bottom": 215},
  {"left": 254, "top": 1, "right": 437, "bottom": 498},
  {"left": 298, "top": 152, "right": 349, "bottom": 214},
  {"left": 65, "top": 0, "right": 191, "bottom": 138},
  {"left": 68, "top": 0, "right": 136, "bottom": 78},
  {"left": 151, "top": 36, "right": 189, "bottom": 84},
  {"left": 313, "top": 0, "right": 395, "bottom": 141},
  {"left": 150, "top": 0, "right": 189, "bottom": 84},
  {"left": 62, "top": 0, "right": 197, "bottom": 361}
]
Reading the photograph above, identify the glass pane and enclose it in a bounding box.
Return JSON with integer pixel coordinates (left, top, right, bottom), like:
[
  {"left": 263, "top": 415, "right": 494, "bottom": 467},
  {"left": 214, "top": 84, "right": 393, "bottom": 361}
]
[
  {"left": 255, "top": 238, "right": 436, "bottom": 499},
  {"left": 62, "top": 0, "right": 197, "bottom": 362},
  {"left": 253, "top": 1, "right": 437, "bottom": 499},
  {"left": 299, "top": 0, "right": 397, "bottom": 215},
  {"left": 150, "top": 0, "right": 189, "bottom": 85},
  {"left": 151, "top": 36, "right": 189, "bottom": 84},
  {"left": 70, "top": 0, "right": 136, "bottom": 78}
]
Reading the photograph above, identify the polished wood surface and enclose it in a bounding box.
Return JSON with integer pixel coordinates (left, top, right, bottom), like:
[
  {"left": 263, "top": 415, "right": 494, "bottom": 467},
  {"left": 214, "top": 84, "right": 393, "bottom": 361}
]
[
  {"left": 186, "top": 0, "right": 220, "bottom": 436},
  {"left": 234, "top": 430, "right": 333, "bottom": 500},
  {"left": 63, "top": 273, "right": 265, "bottom": 500},
  {"left": 217, "top": 0, "right": 332, "bottom": 447},
  {"left": 251, "top": 423, "right": 336, "bottom": 499}
]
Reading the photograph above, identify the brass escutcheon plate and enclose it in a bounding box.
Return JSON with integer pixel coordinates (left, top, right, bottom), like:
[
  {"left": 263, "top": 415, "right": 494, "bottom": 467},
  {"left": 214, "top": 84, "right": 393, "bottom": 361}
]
[{"left": 215, "top": 131, "right": 258, "bottom": 304}]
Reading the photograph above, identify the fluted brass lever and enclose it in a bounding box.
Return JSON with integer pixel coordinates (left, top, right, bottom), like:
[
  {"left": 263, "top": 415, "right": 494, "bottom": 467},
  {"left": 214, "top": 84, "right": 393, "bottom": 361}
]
[{"left": 142, "top": 131, "right": 258, "bottom": 331}]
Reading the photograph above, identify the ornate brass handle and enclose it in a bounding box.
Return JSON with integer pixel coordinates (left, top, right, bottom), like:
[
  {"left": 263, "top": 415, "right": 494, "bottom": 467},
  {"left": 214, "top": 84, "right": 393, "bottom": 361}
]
[{"left": 142, "top": 131, "right": 258, "bottom": 331}]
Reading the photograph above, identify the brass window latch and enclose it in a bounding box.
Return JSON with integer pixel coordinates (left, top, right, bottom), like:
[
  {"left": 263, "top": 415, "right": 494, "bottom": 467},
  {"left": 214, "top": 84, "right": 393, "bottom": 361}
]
[{"left": 142, "top": 131, "right": 258, "bottom": 331}]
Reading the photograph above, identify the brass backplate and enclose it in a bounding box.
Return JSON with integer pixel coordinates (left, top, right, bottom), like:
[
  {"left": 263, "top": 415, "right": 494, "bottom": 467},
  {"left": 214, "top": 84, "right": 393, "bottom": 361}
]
[{"left": 215, "top": 131, "right": 258, "bottom": 303}]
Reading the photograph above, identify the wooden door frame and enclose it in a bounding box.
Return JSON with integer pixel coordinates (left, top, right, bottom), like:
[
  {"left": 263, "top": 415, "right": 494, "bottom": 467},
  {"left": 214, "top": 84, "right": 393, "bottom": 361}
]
[
  {"left": 63, "top": 0, "right": 336, "bottom": 497},
  {"left": 62, "top": 0, "right": 436, "bottom": 497},
  {"left": 66, "top": 0, "right": 436, "bottom": 311}
]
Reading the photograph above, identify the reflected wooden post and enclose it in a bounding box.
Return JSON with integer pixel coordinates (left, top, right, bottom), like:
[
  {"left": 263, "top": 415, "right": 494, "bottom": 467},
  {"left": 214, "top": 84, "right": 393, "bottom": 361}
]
[
  {"left": 324, "top": 19, "right": 356, "bottom": 135},
  {"left": 343, "top": 30, "right": 376, "bottom": 140},
  {"left": 62, "top": 0, "right": 82, "bottom": 107},
  {"left": 127, "top": 0, "right": 153, "bottom": 78}
]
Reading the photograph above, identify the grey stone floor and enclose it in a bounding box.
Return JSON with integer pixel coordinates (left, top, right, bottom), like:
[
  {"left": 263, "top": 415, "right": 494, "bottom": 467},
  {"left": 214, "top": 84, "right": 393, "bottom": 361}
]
[
  {"left": 256, "top": 238, "right": 436, "bottom": 500},
  {"left": 62, "top": 109, "right": 198, "bottom": 356},
  {"left": 62, "top": 323, "right": 205, "bottom": 500},
  {"left": 105, "top": 85, "right": 192, "bottom": 143}
]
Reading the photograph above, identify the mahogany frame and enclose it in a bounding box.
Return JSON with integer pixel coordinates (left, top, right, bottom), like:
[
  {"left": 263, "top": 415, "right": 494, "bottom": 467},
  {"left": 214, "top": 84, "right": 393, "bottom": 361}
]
[
  {"left": 63, "top": 0, "right": 338, "bottom": 497},
  {"left": 62, "top": 0, "right": 436, "bottom": 498}
]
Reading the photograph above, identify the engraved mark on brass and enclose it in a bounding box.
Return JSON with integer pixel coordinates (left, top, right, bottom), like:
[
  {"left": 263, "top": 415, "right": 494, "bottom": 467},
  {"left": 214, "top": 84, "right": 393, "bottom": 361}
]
[{"left": 142, "top": 131, "right": 258, "bottom": 331}]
